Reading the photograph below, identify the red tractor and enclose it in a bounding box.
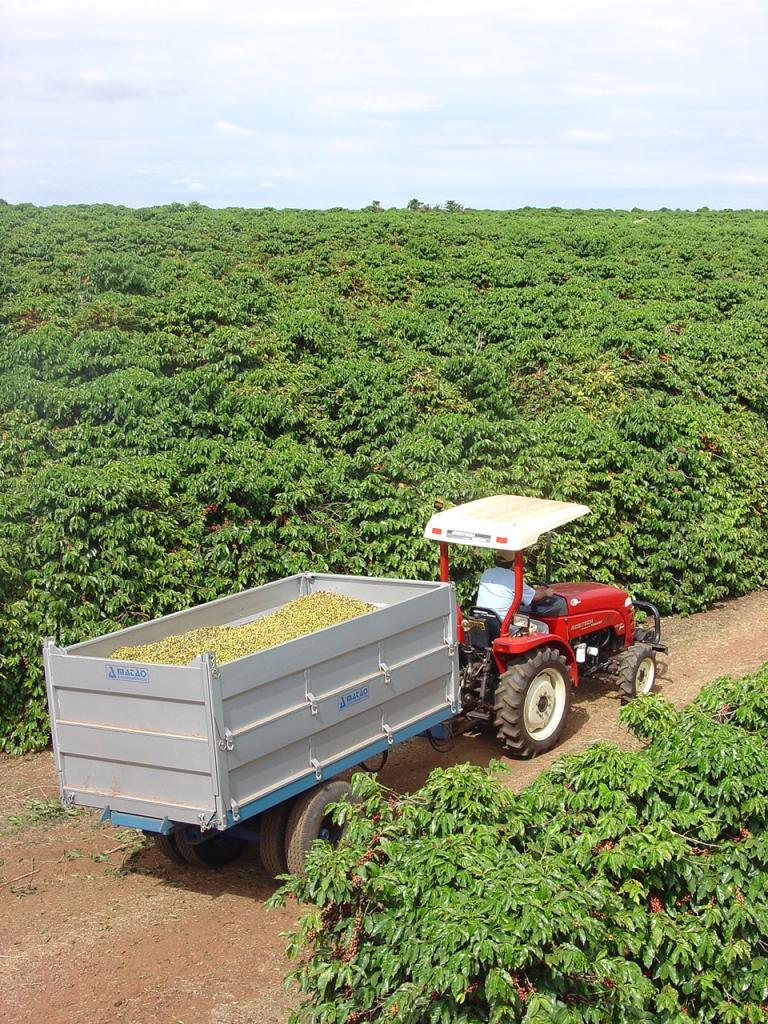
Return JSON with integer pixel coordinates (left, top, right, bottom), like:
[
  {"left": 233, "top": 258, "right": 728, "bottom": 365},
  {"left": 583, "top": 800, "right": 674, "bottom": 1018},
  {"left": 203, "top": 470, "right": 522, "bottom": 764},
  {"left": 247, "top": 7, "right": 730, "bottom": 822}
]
[{"left": 425, "top": 495, "right": 666, "bottom": 757}]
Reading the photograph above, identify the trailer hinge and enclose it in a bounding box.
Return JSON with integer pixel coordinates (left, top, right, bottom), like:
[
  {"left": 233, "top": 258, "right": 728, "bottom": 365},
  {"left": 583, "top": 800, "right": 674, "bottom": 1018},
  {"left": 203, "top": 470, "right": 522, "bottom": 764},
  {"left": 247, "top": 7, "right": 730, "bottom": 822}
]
[
  {"left": 197, "top": 810, "right": 216, "bottom": 832},
  {"left": 377, "top": 643, "right": 392, "bottom": 686},
  {"left": 446, "top": 641, "right": 457, "bottom": 658},
  {"left": 382, "top": 723, "right": 394, "bottom": 745},
  {"left": 205, "top": 652, "right": 221, "bottom": 679},
  {"left": 310, "top": 757, "right": 323, "bottom": 780},
  {"left": 218, "top": 729, "right": 235, "bottom": 752},
  {"left": 62, "top": 791, "right": 76, "bottom": 810},
  {"left": 304, "top": 667, "right": 319, "bottom": 714},
  {"left": 230, "top": 800, "right": 241, "bottom": 823}
]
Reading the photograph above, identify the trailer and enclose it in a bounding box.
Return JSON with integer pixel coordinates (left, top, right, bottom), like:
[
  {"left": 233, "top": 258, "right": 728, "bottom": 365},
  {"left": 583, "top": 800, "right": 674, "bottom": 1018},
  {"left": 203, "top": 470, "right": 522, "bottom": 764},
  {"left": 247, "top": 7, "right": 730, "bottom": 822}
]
[{"left": 44, "top": 571, "right": 459, "bottom": 874}]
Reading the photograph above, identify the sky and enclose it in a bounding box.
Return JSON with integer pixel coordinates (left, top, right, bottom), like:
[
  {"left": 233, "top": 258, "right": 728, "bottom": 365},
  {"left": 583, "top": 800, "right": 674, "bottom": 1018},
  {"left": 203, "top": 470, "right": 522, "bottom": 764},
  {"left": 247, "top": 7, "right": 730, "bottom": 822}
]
[{"left": 0, "top": 0, "right": 766, "bottom": 210}]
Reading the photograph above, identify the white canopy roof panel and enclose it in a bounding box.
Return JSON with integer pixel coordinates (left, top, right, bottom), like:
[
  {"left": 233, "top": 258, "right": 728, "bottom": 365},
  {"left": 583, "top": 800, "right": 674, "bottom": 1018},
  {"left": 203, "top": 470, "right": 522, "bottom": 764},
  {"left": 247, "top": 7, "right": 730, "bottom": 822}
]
[{"left": 424, "top": 494, "right": 590, "bottom": 551}]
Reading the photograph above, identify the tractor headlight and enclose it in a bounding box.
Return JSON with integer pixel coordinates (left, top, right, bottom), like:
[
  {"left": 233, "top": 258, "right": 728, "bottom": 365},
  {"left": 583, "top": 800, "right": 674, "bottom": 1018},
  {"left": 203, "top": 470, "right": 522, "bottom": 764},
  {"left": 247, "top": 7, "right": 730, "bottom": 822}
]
[{"left": 512, "top": 614, "right": 530, "bottom": 629}]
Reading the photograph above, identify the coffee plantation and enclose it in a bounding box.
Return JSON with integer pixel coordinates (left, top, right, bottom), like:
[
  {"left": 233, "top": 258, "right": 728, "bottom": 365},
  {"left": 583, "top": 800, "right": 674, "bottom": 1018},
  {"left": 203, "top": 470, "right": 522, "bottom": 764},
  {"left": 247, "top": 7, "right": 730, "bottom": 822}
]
[
  {"left": 1, "top": 204, "right": 767, "bottom": 751},
  {"left": 272, "top": 663, "right": 768, "bottom": 1023}
]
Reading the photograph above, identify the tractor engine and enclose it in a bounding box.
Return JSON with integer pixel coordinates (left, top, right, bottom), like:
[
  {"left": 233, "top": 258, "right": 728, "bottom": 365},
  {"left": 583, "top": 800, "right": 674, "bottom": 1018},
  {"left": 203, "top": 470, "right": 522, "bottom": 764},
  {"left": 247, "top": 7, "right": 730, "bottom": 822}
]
[{"left": 570, "top": 626, "right": 622, "bottom": 671}]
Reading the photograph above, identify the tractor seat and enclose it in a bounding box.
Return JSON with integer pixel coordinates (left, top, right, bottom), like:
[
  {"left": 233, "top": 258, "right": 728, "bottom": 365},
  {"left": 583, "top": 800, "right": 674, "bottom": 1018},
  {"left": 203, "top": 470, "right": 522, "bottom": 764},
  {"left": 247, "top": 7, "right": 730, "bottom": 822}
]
[
  {"left": 518, "top": 594, "right": 569, "bottom": 618},
  {"left": 465, "top": 607, "right": 502, "bottom": 648}
]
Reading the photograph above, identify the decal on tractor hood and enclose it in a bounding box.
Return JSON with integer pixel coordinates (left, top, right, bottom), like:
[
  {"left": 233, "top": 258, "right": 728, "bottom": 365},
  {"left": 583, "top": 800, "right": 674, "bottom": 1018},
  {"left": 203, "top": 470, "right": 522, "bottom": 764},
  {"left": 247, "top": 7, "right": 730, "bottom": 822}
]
[{"left": 572, "top": 619, "right": 598, "bottom": 633}]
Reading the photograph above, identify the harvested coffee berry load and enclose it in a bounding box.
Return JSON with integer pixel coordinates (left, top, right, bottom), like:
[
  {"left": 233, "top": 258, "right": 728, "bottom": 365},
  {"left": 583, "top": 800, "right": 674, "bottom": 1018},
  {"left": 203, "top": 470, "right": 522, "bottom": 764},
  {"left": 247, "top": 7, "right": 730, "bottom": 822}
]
[{"left": 111, "top": 592, "right": 375, "bottom": 665}]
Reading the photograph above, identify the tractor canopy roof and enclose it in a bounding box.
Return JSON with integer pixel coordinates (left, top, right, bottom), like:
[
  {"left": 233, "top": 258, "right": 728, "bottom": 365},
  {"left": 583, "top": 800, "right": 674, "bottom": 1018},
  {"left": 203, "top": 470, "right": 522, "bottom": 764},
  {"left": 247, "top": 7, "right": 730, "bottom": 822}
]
[{"left": 424, "top": 494, "right": 590, "bottom": 552}]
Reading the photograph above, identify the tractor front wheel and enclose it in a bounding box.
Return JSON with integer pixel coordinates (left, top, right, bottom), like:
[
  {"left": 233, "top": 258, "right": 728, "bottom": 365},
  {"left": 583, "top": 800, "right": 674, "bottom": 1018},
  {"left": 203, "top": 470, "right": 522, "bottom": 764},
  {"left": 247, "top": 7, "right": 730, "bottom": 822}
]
[
  {"left": 617, "top": 644, "right": 656, "bottom": 704},
  {"left": 494, "top": 648, "right": 571, "bottom": 758}
]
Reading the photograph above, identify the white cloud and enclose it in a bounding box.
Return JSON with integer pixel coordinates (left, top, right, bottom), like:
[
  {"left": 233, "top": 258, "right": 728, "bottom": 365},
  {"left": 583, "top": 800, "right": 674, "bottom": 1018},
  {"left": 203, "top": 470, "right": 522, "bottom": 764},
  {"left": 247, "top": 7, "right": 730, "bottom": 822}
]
[
  {"left": 565, "top": 130, "right": 609, "bottom": 143},
  {"left": 173, "top": 176, "right": 205, "bottom": 191},
  {"left": 705, "top": 171, "right": 768, "bottom": 185},
  {"left": 423, "top": 136, "right": 548, "bottom": 151},
  {"left": 356, "top": 92, "right": 441, "bottom": 115},
  {"left": 635, "top": 16, "right": 691, "bottom": 34},
  {"left": 215, "top": 120, "right": 255, "bottom": 136},
  {"left": 565, "top": 73, "right": 657, "bottom": 99}
]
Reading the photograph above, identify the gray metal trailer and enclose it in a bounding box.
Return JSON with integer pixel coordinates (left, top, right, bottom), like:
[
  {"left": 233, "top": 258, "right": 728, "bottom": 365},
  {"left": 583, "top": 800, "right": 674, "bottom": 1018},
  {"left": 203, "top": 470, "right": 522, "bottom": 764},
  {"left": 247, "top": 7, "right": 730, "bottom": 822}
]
[{"left": 44, "top": 572, "right": 459, "bottom": 873}]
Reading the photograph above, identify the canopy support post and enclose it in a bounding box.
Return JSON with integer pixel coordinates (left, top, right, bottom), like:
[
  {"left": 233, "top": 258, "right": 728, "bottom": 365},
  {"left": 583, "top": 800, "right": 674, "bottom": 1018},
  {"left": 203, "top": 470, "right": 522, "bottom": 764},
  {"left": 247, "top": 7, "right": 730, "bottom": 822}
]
[
  {"left": 500, "top": 551, "right": 525, "bottom": 637},
  {"left": 439, "top": 542, "right": 450, "bottom": 583}
]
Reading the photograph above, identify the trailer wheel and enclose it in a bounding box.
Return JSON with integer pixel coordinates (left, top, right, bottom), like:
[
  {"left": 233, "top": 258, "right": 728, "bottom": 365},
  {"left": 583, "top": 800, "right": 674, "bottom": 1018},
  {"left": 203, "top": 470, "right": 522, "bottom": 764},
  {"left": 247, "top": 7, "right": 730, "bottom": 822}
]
[
  {"left": 174, "top": 830, "right": 247, "bottom": 868},
  {"left": 284, "top": 781, "right": 352, "bottom": 876},
  {"left": 258, "top": 802, "right": 291, "bottom": 879},
  {"left": 357, "top": 750, "right": 389, "bottom": 773},
  {"left": 617, "top": 644, "right": 656, "bottom": 704},
  {"left": 153, "top": 832, "right": 186, "bottom": 864},
  {"left": 494, "top": 648, "right": 571, "bottom": 758}
]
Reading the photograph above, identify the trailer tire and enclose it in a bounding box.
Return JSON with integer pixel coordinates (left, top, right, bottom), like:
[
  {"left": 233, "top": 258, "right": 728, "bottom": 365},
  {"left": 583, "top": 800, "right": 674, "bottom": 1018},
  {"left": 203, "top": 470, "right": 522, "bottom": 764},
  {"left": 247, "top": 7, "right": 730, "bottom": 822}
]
[
  {"left": 174, "top": 830, "right": 247, "bottom": 868},
  {"left": 617, "top": 644, "right": 656, "bottom": 704},
  {"left": 494, "top": 648, "right": 571, "bottom": 758},
  {"left": 284, "top": 781, "right": 352, "bottom": 876},
  {"left": 357, "top": 750, "right": 389, "bottom": 773},
  {"left": 258, "top": 802, "right": 291, "bottom": 879},
  {"left": 153, "top": 832, "right": 186, "bottom": 864}
]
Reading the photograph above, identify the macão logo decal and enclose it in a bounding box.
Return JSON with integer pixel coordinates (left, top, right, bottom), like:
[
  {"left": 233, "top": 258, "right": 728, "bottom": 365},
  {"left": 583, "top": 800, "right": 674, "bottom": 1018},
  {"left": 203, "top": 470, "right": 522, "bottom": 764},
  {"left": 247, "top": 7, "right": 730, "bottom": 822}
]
[
  {"left": 106, "top": 664, "right": 151, "bottom": 683},
  {"left": 339, "top": 686, "right": 369, "bottom": 711}
]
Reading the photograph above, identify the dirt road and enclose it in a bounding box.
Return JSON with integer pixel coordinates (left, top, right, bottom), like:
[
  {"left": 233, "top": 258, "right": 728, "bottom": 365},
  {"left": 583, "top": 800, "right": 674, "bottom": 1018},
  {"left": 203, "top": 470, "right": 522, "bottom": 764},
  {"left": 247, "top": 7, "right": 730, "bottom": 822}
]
[{"left": 2, "top": 590, "right": 767, "bottom": 1024}]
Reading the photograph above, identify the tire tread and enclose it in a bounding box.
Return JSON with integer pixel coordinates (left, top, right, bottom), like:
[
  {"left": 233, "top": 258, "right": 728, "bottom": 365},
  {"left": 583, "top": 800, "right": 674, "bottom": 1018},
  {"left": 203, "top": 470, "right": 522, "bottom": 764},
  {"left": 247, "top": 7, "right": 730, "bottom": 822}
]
[
  {"left": 493, "top": 647, "right": 571, "bottom": 758},
  {"left": 616, "top": 643, "right": 655, "bottom": 705},
  {"left": 174, "top": 830, "right": 246, "bottom": 869},
  {"left": 259, "top": 802, "right": 291, "bottom": 878},
  {"left": 284, "top": 781, "right": 352, "bottom": 876}
]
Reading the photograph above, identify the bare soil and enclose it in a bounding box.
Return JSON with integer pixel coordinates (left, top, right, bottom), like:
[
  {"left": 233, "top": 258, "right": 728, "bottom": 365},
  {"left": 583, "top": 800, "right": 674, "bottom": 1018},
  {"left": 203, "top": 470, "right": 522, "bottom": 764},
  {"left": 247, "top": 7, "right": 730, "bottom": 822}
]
[{"left": 2, "top": 590, "right": 767, "bottom": 1024}]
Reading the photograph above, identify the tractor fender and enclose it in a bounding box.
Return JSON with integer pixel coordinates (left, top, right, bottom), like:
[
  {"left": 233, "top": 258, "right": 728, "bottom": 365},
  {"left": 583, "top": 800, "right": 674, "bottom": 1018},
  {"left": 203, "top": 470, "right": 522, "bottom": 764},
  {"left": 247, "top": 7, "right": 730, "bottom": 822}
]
[{"left": 493, "top": 633, "right": 578, "bottom": 686}]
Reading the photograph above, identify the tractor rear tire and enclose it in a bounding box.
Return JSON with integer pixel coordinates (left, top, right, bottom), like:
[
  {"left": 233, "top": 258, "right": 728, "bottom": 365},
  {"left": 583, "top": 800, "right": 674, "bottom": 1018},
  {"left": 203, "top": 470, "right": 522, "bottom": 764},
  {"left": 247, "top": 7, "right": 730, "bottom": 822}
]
[
  {"left": 174, "top": 830, "right": 247, "bottom": 868},
  {"left": 617, "top": 644, "right": 656, "bottom": 704},
  {"left": 258, "top": 801, "right": 292, "bottom": 879},
  {"left": 494, "top": 648, "right": 571, "bottom": 758},
  {"left": 284, "top": 781, "right": 352, "bottom": 877}
]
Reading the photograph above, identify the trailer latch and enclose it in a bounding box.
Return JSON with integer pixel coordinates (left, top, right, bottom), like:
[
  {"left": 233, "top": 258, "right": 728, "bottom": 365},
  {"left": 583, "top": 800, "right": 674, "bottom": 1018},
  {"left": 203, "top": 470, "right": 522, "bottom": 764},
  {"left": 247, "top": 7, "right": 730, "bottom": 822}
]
[
  {"left": 218, "top": 729, "right": 235, "bottom": 752},
  {"left": 310, "top": 757, "right": 323, "bottom": 780},
  {"left": 197, "top": 810, "right": 216, "bottom": 832},
  {"left": 382, "top": 723, "right": 394, "bottom": 745},
  {"left": 306, "top": 691, "right": 319, "bottom": 715},
  {"left": 379, "top": 660, "right": 392, "bottom": 686},
  {"left": 230, "top": 800, "right": 241, "bottom": 822}
]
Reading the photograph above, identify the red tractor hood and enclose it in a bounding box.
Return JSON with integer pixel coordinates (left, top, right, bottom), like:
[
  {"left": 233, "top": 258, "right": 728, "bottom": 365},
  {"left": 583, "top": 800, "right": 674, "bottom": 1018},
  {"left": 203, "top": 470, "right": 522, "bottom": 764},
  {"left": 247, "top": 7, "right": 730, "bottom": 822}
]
[{"left": 553, "top": 581, "right": 630, "bottom": 615}]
